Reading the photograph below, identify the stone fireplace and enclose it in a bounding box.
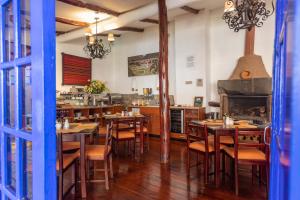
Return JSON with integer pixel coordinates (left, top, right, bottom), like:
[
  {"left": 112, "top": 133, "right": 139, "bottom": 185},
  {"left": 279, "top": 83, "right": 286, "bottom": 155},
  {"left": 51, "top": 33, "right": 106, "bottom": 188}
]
[
  {"left": 218, "top": 78, "right": 272, "bottom": 122},
  {"left": 218, "top": 29, "right": 272, "bottom": 123}
]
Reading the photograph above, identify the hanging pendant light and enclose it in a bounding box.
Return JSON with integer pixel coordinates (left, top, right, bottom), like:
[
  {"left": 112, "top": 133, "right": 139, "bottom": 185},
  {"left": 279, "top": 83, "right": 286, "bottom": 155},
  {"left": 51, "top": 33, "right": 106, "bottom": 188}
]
[
  {"left": 108, "top": 33, "right": 115, "bottom": 42},
  {"left": 83, "top": 17, "right": 113, "bottom": 59},
  {"left": 223, "top": 0, "right": 275, "bottom": 32}
]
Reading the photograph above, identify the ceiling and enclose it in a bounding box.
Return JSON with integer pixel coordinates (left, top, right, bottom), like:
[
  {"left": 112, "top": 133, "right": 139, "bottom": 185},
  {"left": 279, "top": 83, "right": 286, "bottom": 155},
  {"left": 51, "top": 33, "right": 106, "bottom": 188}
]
[{"left": 56, "top": 0, "right": 224, "bottom": 36}]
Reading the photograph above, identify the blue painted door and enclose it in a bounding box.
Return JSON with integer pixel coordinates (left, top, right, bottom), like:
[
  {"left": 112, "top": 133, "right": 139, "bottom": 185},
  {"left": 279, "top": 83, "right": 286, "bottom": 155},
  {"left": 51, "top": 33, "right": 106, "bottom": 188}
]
[
  {"left": 0, "top": 0, "right": 56, "bottom": 199},
  {"left": 270, "top": 0, "right": 300, "bottom": 199}
]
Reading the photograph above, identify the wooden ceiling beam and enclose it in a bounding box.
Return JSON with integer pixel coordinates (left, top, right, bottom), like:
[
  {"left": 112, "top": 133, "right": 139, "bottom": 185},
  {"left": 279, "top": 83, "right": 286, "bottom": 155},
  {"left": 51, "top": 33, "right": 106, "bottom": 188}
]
[
  {"left": 56, "top": 31, "right": 66, "bottom": 36},
  {"left": 56, "top": 17, "right": 89, "bottom": 27},
  {"left": 57, "top": 0, "right": 120, "bottom": 17},
  {"left": 140, "top": 18, "right": 159, "bottom": 24},
  {"left": 96, "top": 33, "right": 121, "bottom": 37},
  {"left": 180, "top": 6, "right": 203, "bottom": 15},
  {"left": 115, "top": 26, "right": 144, "bottom": 33}
]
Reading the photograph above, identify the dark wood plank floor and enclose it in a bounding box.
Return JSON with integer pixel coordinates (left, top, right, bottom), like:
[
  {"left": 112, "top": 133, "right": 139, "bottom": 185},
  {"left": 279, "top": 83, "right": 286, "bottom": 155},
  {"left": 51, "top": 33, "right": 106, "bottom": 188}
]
[{"left": 66, "top": 137, "right": 267, "bottom": 200}]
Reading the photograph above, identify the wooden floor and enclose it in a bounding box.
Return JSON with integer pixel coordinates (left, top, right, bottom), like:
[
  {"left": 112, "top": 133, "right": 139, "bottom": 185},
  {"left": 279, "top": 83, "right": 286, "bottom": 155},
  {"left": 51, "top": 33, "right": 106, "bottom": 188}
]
[{"left": 66, "top": 137, "right": 267, "bottom": 200}]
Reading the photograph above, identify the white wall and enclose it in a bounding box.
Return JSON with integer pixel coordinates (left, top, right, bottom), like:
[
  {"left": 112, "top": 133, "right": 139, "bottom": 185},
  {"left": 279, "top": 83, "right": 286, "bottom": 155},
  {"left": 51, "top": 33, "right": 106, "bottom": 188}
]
[
  {"left": 56, "top": 8, "right": 276, "bottom": 108},
  {"left": 110, "top": 24, "right": 176, "bottom": 96},
  {"left": 174, "top": 11, "right": 210, "bottom": 106}
]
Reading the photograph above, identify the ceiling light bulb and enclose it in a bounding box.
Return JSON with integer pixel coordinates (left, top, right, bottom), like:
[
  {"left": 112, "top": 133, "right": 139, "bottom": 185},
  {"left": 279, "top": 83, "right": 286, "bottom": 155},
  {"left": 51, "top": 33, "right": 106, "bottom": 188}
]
[{"left": 108, "top": 33, "right": 115, "bottom": 42}]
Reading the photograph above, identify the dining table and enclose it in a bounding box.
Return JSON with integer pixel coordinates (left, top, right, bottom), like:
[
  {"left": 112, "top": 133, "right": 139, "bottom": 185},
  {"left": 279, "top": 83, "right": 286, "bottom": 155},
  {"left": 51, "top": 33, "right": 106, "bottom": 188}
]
[
  {"left": 57, "top": 122, "right": 99, "bottom": 199},
  {"left": 103, "top": 114, "right": 147, "bottom": 156},
  {"left": 190, "top": 119, "right": 267, "bottom": 188}
]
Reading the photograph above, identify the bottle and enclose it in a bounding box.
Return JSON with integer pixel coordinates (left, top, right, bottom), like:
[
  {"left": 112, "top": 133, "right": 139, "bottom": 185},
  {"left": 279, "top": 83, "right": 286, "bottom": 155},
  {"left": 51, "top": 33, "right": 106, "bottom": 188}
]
[{"left": 63, "top": 118, "right": 70, "bottom": 129}]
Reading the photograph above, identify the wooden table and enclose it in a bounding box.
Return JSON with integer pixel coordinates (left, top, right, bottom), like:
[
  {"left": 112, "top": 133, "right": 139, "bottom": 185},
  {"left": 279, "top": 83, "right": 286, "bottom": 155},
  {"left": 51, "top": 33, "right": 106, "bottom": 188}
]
[
  {"left": 191, "top": 120, "right": 264, "bottom": 188},
  {"left": 57, "top": 123, "right": 99, "bottom": 199},
  {"left": 104, "top": 114, "right": 146, "bottom": 156}
]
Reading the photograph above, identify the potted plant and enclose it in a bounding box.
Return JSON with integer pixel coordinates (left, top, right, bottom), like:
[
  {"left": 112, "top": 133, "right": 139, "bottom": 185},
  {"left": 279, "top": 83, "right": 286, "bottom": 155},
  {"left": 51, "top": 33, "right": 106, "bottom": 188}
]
[{"left": 84, "top": 80, "right": 109, "bottom": 105}]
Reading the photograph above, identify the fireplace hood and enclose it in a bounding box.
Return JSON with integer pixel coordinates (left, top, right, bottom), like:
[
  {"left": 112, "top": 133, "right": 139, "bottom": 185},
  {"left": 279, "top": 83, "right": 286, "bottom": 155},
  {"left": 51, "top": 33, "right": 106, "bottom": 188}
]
[{"left": 229, "top": 54, "right": 271, "bottom": 80}]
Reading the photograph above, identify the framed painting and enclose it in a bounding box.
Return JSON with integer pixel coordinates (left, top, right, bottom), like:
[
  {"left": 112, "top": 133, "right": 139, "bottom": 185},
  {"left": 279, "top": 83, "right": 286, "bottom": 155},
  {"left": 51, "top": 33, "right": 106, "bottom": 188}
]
[
  {"left": 194, "top": 96, "right": 204, "bottom": 107},
  {"left": 128, "top": 52, "right": 159, "bottom": 77}
]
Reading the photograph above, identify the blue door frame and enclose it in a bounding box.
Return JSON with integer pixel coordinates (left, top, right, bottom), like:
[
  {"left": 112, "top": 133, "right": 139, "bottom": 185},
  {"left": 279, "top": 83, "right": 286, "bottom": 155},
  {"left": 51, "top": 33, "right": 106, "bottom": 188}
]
[
  {"left": 271, "top": 0, "right": 300, "bottom": 199},
  {"left": 0, "top": 0, "right": 56, "bottom": 199}
]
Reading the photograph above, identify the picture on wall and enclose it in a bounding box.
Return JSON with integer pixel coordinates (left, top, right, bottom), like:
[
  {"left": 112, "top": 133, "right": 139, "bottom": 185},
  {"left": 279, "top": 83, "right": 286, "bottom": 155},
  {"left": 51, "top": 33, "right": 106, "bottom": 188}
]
[
  {"left": 128, "top": 52, "right": 159, "bottom": 77},
  {"left": 194, "top": 96, "right": 204, "bottom": 107}
]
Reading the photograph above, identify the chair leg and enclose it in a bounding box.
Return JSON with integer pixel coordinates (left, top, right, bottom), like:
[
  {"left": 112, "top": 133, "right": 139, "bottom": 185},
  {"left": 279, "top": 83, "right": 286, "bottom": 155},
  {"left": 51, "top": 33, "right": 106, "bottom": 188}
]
[
  {"left": 109, "top": 154, "right": 114, "bottom": 179},
  {"left": 58, "top": 172, "right": 63, "bottom": 200},
  {"left": 187, "top": 149, "right": 190, "bottom": 177},
  {"left": 147, "top": 133, "right": 150, "bottom": 152},
  {"left": 234, "top": 162, "right": 239, "bottom": 196},
  {"left": 104, "top": 160, "right": 109, "bottom": 190},
  {"left": 74, "top": 160, "right": 79, "bottom": 196},
  {"left": 252, "top": 165, "right": 255, "bottom": 184},
  {"left": 204, "top": 154, "right": 208, "bottom": 184},
  {"left": 266, "top": 164, "right": 269, "bottom": 199},
  {"left": 222, "top": 153, "right": 225, "bottom": 183}
]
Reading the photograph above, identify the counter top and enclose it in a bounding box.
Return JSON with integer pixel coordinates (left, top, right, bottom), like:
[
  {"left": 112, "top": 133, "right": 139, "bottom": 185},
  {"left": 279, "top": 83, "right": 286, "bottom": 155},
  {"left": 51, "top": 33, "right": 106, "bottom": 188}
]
[
  {"left": 57, "top": 105, "right": 118, "bottom": 110},
  {"left": 129, "top": 105, "right": 205, "bottom": 110}
]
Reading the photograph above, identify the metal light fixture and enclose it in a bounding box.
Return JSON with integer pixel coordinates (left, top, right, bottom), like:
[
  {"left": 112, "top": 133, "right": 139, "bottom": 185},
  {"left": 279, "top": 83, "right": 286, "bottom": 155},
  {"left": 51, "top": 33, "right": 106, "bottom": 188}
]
[
  {"left": 84, "top": 17, "right": 113, "bottom": 59},
  {"left": 223, "top": 0, "right": 275, "bottom": 32}
]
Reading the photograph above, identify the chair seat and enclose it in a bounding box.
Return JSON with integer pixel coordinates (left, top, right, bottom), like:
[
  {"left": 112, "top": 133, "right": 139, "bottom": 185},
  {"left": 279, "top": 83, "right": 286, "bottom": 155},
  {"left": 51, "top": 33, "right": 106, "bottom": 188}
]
[
  {"left": 63, "top": 141, "right": 80, "bottom": 152},
  {"left": 224, "top": 146, "right": 266, "bottom": 161},
  {"left": 86, "top": 145, "right": 112, "bottom": 160},
  {"left": 189, "top": 141, "right": 226, "bottom": 153},
  {"left": 56, "top": 150, "right": 79, "bottom": 171},
  {"left": 113, "top": 132, "right": 135, "bottom": 139},
  {"left": 208, "top": 135, "right": 234, "bottom": 145}
]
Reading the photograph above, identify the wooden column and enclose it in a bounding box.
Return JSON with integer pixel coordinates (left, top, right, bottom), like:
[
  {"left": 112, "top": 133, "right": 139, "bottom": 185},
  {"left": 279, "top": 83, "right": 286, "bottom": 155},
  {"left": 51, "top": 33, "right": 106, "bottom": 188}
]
[
  {"left": 245, "top": 27, "right": 255, "bottom": 55},
  {"left": 158, "top": 0, "right": 170, "bottom": 164}
]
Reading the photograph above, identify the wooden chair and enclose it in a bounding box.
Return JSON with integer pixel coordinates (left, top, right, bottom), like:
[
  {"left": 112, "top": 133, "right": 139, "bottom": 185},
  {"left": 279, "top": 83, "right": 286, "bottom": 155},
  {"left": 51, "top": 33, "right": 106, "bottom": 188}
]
[
  {"left": 85, "top": 122, "right": 114, "bottom": 190},
  {"left": 223, "top": 128, "right": 270, "bottom": 196},
  {"left": 131, "top": 115, "right": 151, "bottom": 152},
  {"left": 186, "top": 123, "right": 226, "bottom": 183},
  {"left": 112, "top": 118, "right": 137, "bottom": 156},
  {"left": 57, "top": 132, "right": 80, "bottom": 200}
]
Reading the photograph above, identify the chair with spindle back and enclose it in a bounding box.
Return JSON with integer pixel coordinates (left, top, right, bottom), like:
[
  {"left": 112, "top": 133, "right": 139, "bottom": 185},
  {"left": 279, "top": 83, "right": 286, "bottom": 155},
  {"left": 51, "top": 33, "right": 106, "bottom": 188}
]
[
  {"left": 57, "top": 132, "right": 80, "bottom": 200},
  {"left": 112, "top": 118, "right": 137, "bottom": 156},
  {"left": 223, "top": 128, "right": 270, "bottom": 196},
  {"left": 131, "top": 115, "right": 151, "bottom": 152},
  {"left": 85, "top": 121, "right": 114, "bottom": 190},
  {"left": 186, "top": 122, "right": 226, "bottom": 183}
]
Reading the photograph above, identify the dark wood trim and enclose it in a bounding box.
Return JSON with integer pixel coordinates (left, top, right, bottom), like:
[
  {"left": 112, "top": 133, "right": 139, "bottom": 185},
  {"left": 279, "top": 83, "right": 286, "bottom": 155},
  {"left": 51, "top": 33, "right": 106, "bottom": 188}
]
[
  {"left": 115, "top": 26, "right": 144, "bottom": 33},
  {"left": 57, "top": 0, "right": 120, "bottom": 16},
  {"left": 180, "top": 6, "right": 203, "bottom": 14},
  {"left": 56, "top": 17, "right": 89, "bottom": 27},
  {"left": 96, "top": 33, "right": 121, "bottom": 37},
  {"left": 158, "top": 0, "right": 170, "bottom": 164},
  {"left": 56, "top": 31, "right": 66, "bottom": 36},
  {"left": 140, "top": 18, "right": 159, "bottom": 24},
  {"left": 245, "top": 27, "right": 255, "bottom": 55}
]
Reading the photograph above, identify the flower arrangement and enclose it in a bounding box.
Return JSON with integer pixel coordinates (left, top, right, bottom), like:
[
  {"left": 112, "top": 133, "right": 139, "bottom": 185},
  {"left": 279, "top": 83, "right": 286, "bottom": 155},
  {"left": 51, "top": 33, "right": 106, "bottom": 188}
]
[{"left": 84, "top": 80, "right": 109, "bottom": 94}]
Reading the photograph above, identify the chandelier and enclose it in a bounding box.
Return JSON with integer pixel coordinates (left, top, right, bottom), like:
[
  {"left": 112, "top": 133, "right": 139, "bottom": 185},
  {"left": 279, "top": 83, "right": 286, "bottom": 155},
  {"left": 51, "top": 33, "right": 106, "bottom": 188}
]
[
  {"left": 84, "top": 17, "right": 115, "bottom": 59},
  {"left": 223, "top": 0, "right": 275, "bottom": 32}
]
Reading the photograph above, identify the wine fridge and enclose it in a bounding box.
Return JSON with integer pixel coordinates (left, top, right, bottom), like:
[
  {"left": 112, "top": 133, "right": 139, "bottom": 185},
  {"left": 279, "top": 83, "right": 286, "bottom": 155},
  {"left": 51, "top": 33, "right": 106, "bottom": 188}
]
[{"left": 170, "top": 109, "right": 184, "bottom": 133}]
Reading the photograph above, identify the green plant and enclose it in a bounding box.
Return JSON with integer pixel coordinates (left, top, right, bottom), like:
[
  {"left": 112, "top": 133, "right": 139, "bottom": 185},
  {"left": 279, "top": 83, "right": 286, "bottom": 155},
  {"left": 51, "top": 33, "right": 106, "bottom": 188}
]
[{"left": 84, "top": 80, "right": 109, "bottom": 94}]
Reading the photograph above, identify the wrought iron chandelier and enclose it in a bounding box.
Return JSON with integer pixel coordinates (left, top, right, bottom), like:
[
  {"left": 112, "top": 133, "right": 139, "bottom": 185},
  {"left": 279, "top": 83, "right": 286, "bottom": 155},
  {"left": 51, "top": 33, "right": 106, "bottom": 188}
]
[
  {"left": 84, "top": 17, "right": 115, "bottom": 59},
  {"left": 223, "top": 0, "right": 275, "bottom": 32}
]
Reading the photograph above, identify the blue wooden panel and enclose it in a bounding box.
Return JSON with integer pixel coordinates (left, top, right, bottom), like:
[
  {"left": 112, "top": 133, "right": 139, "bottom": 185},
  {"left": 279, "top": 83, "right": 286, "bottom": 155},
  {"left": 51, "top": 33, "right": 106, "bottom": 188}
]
[
  {"left": 30, "top": 0, "right": 56, "bottom": 199},
  {"left": 290, "top": 0, "right": 300, "bottom": 199},
  {"left": 0, "top": 0, "right": 56, "bottom": 199},
  {"left": 270, "top": 0, "right": 288, "bottom": 199}
]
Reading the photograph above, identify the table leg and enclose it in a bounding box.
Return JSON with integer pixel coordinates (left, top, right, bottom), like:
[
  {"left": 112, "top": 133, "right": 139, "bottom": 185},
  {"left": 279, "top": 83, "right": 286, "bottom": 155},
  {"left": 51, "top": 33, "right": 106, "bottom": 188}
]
[
  {"left": 140, "top": 119, "right": 144, "bottom": 155},
  {"left": 214, "top": 131, "right": 221, "bottom": 187},
  {"left": 80, "top": 134, "right": 87, "bottom": 198}
]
